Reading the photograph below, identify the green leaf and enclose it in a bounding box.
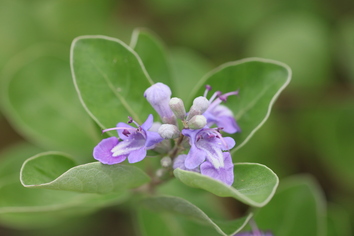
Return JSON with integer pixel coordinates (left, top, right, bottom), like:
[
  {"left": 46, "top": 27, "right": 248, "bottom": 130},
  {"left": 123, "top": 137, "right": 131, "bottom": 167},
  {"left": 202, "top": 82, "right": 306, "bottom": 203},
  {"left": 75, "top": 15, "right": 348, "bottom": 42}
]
[
  {"left": 130, "top": 28, "right": 173, "bottom": 87},
  {"left": 174, "top": 163, "right": 278, "bottom": 207},
  {"left": 140, "top": 195, "right": 253, "bottom": 236},
  {"left": 327, "top": 203, "right": 352, "bottom": 236},
  {"left": 189, "top": 58, "right": 291, "bottom": 152},
  {"left": 0, "top": 145, "right": 128, "bottom": 229},
  {"left": 0, "top": 44, "right": 99, "bottom": 160},
  {"left": 70, "top": 35, "right": 154, "bottom": 134},
  {"left": 254, "top": 175, "right": 327, "bottom": 236},
  {"left": 0, "top": 142, "right": 43, "bottom": 186},
  {"left": 20, "top": 152, "right": 150, "bottom": 193},
  {"left": 169, "top": 48, "right": 212, "bottom": 102},
  {"left": 0, "top": 181, "right": 128, "bottom": 229}
]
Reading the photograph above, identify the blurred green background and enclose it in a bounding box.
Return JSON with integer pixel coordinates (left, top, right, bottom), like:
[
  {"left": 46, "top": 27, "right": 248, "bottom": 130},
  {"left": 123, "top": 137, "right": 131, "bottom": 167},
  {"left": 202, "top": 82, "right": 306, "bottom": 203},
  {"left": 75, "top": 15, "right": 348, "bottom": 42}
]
[{"left": 0, "top": 0, "right": 353, "bottom": 235}]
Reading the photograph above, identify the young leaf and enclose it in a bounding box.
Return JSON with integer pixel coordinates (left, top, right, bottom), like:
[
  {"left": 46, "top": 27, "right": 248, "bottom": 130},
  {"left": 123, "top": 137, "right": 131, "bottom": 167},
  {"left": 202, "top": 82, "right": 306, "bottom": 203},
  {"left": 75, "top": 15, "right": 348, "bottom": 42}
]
[
  {"left": 0, "top": 146, "right": 128, "bottom": 229},
  {"left": 130, "top": 28, "right": 173, "bottom": 87},
  {"left": 0, "top": 44, "right": 99, "bottom": 159},
  {"left": 254, "top": 175, "right": 327, "bottom": 236},
  {"left": 20, "top": 152, "right": 150, "bottom": 193},
  {"left": 189, "top": 58, "right": 291, "bottom": 152},
  {"left": 70, "top": 35, "right": 154, "bottom": 134},
  {"left": 174, "top": 163, "right": 279, "bottom": 207},
  {"left": 140, "top": 195, "right": 253, "bottom": 236}
]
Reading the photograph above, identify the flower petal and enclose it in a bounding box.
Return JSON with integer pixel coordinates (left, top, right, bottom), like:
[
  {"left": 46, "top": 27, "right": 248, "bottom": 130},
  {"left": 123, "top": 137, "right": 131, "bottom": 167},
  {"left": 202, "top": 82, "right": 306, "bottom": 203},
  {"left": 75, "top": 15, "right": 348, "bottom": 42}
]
[
  {"left": 128, "top": 147, "right": 147, "bottom": 163},
  {"left": 141, "top": 114, "right": 154, "bottom": 130},
  {"left": 145, "top": 131, "right": 164, "bottom": 148},
  {"left": 93, "top": 137, "right": 126, "bottom": 164},
  {"left": 200, "top": 152, "right": 234, "bottom": 186},
  {"left": 185, "top": 146, "right": 206, "bottom": 169},
  {"left": 116, "top": 122, "right": 135, "bottom": 140}
]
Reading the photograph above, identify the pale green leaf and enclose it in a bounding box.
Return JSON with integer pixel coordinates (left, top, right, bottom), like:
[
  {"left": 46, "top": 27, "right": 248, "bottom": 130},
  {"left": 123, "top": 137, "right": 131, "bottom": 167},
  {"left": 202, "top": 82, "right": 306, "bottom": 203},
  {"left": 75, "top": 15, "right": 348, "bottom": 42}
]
[
  {"left": 0, "top": 44, "right": 99, "bottom": 160},
  {"left": 130, "top": 28, "right": 173, "bottom": 87},
  {"left": 254, "top": 175, "right": 327, "bottom": 236},
  {"left": 70, "top": 35, "right": 154, "bottom": 135},
  {"left": 20, "top": 152, "right": 150, "bottom": 193},
  {"left": 189, "top": 58, "right": 291, "bottom": 152},
  {"left": 174, "top": 163, "right": 278, "bottom": 207},
  {"left": 141, "top": 195, "right": 253, "bottom": 236}
]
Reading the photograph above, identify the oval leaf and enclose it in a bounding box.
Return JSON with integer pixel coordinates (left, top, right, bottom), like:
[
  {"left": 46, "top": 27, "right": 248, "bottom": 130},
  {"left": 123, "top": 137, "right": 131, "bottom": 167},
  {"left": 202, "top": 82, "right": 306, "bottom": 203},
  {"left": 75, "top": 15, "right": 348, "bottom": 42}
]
[
  {"left": 189, "top": 58, "right": 291, "bottom": 152},
  {"left": 254, "top": 175, "right": 327, "bottom": 236},
  {"left": 20, "top": 152, "right": 150, "bottom": 193},
  {"left": 70, "top": 35, "right": 154, "bottom": 132},
  {"left": 130, "top": 28, "right": 173, "bottom": 87},
  {"left": 0, "top": 44, "right": 99, "bottom": 158},
  {"left": 174, "top": 163, "right": 279, "bottom": 207},
  {"left": 141, "top": 196, "right": 253, "bottom": 236}
]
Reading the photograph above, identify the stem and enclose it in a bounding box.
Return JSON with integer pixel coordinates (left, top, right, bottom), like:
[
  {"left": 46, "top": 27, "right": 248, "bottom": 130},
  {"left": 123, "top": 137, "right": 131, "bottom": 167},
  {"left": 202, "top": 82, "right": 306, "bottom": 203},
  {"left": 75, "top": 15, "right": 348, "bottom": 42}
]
[{"left": 169, "top": 133, "right": 185, "bottom": 159}]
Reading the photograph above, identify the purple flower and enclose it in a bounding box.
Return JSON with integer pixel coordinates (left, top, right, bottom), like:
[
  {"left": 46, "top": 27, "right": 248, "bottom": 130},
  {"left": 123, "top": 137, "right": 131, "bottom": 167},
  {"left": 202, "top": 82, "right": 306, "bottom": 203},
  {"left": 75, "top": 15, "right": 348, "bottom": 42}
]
[
  {"left": 144, "top": 83, "right": 176, "bottom": 124},
  {"left": 203, "top": 85, "right": 241, "bottom": 134},
  {"left": 181, "top": 127, "right": 236, "bottom": 185},
  {"left": 173, "top": 154, "right": 200, "bottom": 172},
  {"left": 200, "top": 152, "right": 234, "bottom": 186},
  {"left": 93, "top": 114, "right": 163, "bottom": 164}
]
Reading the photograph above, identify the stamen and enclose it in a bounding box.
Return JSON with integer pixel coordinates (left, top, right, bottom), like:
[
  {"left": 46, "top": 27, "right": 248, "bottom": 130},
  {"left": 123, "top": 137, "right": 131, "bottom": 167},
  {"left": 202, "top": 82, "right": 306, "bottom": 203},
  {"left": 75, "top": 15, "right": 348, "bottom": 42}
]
[
  {"left": 203, "top": 85, "right": 212, "bottom": 97},
  {"left": 127, "top": 116, "right": 140, "bottom": 127},
  {"left": 102, "top": 127, "right": 136, "bottom": 134},
  {"left": 218, "top": 90, "right": 239, "bottom": 102},
  {"left": 209, "top": 91, "right": 222, "bottom": 103},
  {"left": 122, "top": 129, "right": 131, "bottom": 137}
]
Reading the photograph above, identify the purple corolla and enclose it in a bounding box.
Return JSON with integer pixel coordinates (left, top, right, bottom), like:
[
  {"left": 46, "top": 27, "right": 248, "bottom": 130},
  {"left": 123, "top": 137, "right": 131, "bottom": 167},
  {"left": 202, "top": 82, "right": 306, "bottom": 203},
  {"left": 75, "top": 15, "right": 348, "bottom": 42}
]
[
  {"left": 181, "top": 127, "right": 236, "bottom": 185},
  {"left": 144, "top": 83, "right": 176, "bottom": 124},
  {"left": 203, "top": 85, "right": 241, "bottom": 134},
  {"left": 93, "top": 114, "right": 163, "bottom": 164}
]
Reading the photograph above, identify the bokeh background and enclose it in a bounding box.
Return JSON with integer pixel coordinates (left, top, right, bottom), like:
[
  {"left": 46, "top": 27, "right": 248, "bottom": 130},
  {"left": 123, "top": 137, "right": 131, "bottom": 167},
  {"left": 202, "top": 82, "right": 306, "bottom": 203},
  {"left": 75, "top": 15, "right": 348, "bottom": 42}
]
[{"left": 0, "top": 0, "right": 353, "bottom": 235}]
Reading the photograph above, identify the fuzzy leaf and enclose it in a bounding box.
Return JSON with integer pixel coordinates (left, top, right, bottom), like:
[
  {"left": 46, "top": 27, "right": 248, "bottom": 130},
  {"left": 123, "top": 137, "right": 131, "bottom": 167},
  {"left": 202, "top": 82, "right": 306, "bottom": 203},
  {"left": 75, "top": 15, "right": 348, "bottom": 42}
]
[
  {"left": 174, "top": 163, "right": 278, "bottom": 207},
  {"left": 130, "top": 28, "right": 173, "bottom": 87},
  {"left": 70, "top": 36, "right": 154, "bottom": 133},
  {"left": 141, "top": 196, "right": 253, "bottom": 236},
  {"left": 20, "top": 152, "right": 150, "bottom": 193},
  {"left": 189, "top": 58, "right": 291, "bottom": 152}
]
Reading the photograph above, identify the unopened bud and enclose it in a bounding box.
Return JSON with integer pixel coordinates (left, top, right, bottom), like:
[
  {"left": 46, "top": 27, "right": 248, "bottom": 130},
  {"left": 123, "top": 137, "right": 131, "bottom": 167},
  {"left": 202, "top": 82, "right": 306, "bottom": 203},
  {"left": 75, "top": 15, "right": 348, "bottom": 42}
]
[
  {"left": 186, "top": 96, "right": 209, "bottom": 120},
  {"left": 160, "top": 156, "right": 172, "bottom": 167},
  {"left": 187, "top": 115, "right": 207, "bottom": 129},
  {"left": 158, "top": 124, "right": 180, "bottom": 139},
  {"left": 169, "top": 97, "right": 186, "bottom": 120}
]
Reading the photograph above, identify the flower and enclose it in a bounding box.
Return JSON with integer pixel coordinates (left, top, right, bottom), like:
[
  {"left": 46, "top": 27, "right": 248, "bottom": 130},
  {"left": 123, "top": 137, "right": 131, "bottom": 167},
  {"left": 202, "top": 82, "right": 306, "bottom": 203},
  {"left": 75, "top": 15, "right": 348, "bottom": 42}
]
[
  {"left": 181, "top": 127, "right": 236, "bottom": 185},
  {"left": 203, "top": 85, "right": 241, "bottom": 134},
  {"left": 173, "top": 154, "right": 200, "bottom": 172},
  {"left": 200, "top": 152, "right": 234, "bottom": 186},
  {"left": 93, "top": 114, "right": 163, "bottom": 164},
  {"left": 144, "top": 83, "right": 176, "bottom": 124}
]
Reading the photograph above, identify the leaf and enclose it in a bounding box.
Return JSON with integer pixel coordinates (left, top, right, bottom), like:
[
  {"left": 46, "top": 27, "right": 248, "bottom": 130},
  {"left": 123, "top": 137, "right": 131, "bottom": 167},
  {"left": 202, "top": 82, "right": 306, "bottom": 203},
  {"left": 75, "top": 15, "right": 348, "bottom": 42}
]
[
  {"left": 20, "top": 152, "right": 150, "bottom": 193},
  {"left": 0, "top": 181, "right": 128, "bottom": 229},
  {"left": 0, "top": 142, "right": 43, "bottom": 186},
  {"left": 169, "top": 48, "right": 212, "bottom": 102},
  {"left": 189, "top": 58, "right": 291, "bottom": 152},
  {"left": 0, "top": 44, "right": 99, "bottom": 160},
  {"left": 140, "top": 195, "right": 253, "bottom": 236},
  {"left": 327, "top": 203, "right": 352, "bottom": 236},
  {"left": 70, "top": 35, "right": 154, "bottom": 134},
  {"left": 130, "top": 28, "right": 173, "bottom": 87},
  {"left": 174, "top": 163, "right": 279, "bottom": 207},
  {"left": 0, "top": 145, "right": 128, "bottom": 229},
  {"left": 254, "top": 175, "right": 327, "bottom": 236}
]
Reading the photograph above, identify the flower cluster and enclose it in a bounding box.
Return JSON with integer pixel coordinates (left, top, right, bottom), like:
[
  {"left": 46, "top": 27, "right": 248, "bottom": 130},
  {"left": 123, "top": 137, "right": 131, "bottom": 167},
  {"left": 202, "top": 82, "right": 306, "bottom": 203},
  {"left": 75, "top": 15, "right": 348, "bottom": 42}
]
[{"left": 93, "top": 82, "right": 240, "bottom": 186}]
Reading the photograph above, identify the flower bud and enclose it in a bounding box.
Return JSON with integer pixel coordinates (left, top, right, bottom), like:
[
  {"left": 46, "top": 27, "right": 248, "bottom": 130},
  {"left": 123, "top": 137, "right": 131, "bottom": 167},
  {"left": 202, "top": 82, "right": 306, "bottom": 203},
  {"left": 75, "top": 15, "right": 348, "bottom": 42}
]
[
  {"left": 169, "top": 97, "right": 186, "bottom": 120},
  {"left": 160, "top": 156, "right": 172, "bottom": 167},
  {"left": 158, "top": 124, "right": 180, "bottom": 139},
  {"left": 144, "top": 83, "right": 176, "bottom": 124},
  {"left": 187, "top": 115, "right": 207, "bottom": 129},
  {"left": 186, "top": 96, "right": 209, "bottom": 120}
]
